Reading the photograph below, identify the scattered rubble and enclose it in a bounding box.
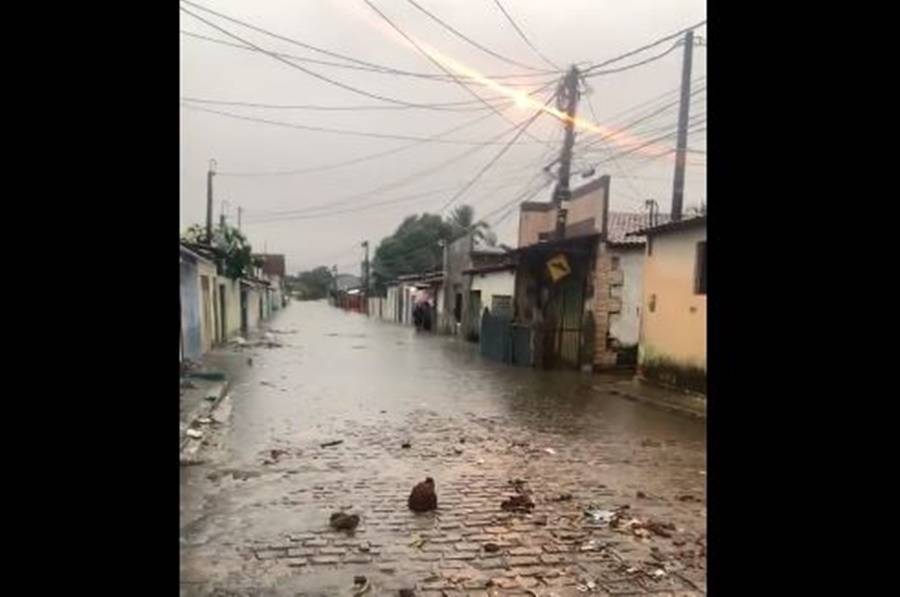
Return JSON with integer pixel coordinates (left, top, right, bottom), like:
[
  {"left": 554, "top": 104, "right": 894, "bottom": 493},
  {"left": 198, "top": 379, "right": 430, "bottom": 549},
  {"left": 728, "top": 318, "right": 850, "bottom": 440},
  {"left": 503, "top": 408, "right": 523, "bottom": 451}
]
[
  {"left": 500, "top": 494, "right": 535, "bottom": 512},
  {"left": 408, "top": 477, "right": 437, "bottom": 512},
  {"left": 186, "top": 429, "right": 203, "bottom": 440},
  {"left": 320, "top": 440, "right": 344, "bottom": 448},
  {"left": 329, "top": 512, "right": 360, "bottom": 532}
]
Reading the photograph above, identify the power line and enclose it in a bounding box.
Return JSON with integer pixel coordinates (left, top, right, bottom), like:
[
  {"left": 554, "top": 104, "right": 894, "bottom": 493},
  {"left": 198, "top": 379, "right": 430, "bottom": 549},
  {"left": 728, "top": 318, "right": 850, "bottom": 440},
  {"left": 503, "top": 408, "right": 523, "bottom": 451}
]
[
  {"left": 583, "top": 42, "right": 681, "bottom": 79},
  {"left": 216, "top": 110, "right": 500, "bottom": 177},
  {"left": 179, "top": 29, "right": 555, "bottom": 84},
  {"left": 581, "top": 19, "right": 707, "bottom": 75},
  {"left": 490, "top": 0, "right": 560, "bottom": 71},
  {"left": 180, "top": 4, "right": 503, "bottom": 111},
  {"left": 178, "top": 94, "right": 515, "bottom": 112},
  {"left": 226, "top": 92, "right": 557, "bottom": 217},
  {"left": 436, "top": 99, "right": 550, "bottom": 213},
  {"left": 180, "top": 101, "right": 547, "bottom": 145},
  {"left": 403, "top": 0, "right": 554, "bottom": 73},
  {"left": 362, "top": 0, "right": 556, "bottom": 150}
]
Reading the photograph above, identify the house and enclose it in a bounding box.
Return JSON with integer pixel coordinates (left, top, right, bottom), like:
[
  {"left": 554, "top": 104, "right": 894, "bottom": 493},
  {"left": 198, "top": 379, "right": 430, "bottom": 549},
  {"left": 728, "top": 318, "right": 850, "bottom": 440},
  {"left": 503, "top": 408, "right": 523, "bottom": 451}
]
[
  {"left": 180, "top": 242, "right": 217, "bottom": 362},
  {"left": 440, "top": 231, "right": 511, "bottom": 339},
  {"left": 630, "top": 215, "right": 706, "bottom": 394},
  {"left": 253, "top": 253, "right": 287, "bottom": 310},
  {"left": 504, "top": 175, "right": 663, "bottom": 370},
  {"left": 463, "top": 261, "right": 516, "bottom": 336}
]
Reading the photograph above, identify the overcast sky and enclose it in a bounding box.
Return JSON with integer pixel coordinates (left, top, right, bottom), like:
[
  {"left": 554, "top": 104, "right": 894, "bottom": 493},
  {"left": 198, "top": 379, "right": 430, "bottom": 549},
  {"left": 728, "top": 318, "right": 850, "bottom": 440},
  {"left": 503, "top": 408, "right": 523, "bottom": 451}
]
[{"left": 180, "top": 0, "right": 706, "bottom": 275}]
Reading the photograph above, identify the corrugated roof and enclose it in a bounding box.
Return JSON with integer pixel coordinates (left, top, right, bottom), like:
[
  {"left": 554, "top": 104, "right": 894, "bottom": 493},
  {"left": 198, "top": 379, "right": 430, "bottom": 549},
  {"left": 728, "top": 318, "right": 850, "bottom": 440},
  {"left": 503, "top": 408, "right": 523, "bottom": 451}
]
[
  {"left": 606, "top": 212, "right": 672, "bottom": 246},
  {"left": 627, "top": 215, "right": 705, "bottom": 238}
]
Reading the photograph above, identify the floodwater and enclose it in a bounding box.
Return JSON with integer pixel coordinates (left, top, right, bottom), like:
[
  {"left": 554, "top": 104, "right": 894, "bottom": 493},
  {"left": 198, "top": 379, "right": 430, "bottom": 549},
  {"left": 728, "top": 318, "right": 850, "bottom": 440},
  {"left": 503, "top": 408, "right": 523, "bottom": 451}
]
[{"left": 181, "top": 300, "right": 706, "bottom": 596}]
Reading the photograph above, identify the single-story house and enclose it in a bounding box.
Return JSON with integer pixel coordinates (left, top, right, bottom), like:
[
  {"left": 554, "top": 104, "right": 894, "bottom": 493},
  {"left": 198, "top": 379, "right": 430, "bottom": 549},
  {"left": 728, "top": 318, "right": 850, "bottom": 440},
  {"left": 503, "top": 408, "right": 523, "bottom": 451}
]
[{"left": 630, "top": 215, "right": 706, "bottom": 394}]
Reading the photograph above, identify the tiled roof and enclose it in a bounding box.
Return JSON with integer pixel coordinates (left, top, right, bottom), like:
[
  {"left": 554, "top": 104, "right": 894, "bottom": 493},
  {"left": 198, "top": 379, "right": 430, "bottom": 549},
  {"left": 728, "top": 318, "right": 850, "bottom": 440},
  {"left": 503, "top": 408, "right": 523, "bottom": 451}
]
[
  {"left": 606, "top": 212, "right": 672, "bottom": 246},
  {"left": 627, "top": 215, "right": 705, "bottom": 238}
]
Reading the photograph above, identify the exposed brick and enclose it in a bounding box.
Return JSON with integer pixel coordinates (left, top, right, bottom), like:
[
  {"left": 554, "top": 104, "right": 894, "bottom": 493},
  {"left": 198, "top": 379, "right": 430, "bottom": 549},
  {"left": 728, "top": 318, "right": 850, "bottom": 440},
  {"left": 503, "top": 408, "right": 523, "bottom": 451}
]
[
  {"left": 285, "top": 557, "right": 308, "bottom": 567},
  {"left": 310, "top": 555, "right": 341, "bottom": 565},
  {"left": 318, "top": 547, "right": 348, "bottom": 556},
  {"left": 454, "top": 542, "right": 481, "bottom": 552},
  {"left": 287, "top": 548, "right": 315, "bottom": 558},
  {"left": 303, "top": 539, "right": 328, "bottom": 548},
  {"left": 253, "top": 549, "right": 287, "bottom": 560},
  {"left": 342, "top": 555, "right": 373, "bottom": 564},
  {"left": 509, "top": 546, "right": 542, "bottom": 556}
]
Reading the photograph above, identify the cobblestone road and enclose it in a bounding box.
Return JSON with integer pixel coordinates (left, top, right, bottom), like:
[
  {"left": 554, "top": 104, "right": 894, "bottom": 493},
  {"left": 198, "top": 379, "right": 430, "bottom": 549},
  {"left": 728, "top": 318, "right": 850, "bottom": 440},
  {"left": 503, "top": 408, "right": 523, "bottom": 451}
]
[{"left": 180, "top": 302, "right": 706, "bottom": 596}]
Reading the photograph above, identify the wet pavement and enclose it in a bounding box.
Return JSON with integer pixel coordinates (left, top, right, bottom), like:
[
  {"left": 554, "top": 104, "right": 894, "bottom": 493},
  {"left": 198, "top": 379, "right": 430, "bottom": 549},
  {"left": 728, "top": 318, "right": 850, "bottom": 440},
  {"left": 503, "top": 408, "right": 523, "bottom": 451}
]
[{"left": 180, "top": 301, "right": 707, "bottom": 596}]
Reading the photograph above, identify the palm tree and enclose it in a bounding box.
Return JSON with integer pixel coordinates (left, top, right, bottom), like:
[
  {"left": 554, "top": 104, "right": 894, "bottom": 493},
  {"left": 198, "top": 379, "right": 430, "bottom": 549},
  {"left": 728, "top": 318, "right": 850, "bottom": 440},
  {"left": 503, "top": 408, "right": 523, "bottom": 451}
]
[{"left": 447, "top": 204, "right": 493, "bottom": 243}]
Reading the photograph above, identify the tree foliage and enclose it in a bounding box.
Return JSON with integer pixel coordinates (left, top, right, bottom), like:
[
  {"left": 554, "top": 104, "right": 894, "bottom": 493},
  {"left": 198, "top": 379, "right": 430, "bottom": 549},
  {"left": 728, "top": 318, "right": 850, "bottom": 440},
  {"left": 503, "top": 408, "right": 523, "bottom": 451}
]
[
  {"left": 181, "top": 223, "right": 254, "bottom": 279},
  {"left": 287, "top": 266, "right": 334, "bottom": 300},
  {"left": 372, "top": 204, "right": 496, "bottom": 288}
]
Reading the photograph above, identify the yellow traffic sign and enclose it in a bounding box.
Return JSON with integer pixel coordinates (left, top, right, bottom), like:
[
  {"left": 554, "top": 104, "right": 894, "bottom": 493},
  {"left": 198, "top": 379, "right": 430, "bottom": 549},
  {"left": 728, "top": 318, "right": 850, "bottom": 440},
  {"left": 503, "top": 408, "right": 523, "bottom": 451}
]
[{"left": 547, "top": 253, "right": 571, "bottom": 282}]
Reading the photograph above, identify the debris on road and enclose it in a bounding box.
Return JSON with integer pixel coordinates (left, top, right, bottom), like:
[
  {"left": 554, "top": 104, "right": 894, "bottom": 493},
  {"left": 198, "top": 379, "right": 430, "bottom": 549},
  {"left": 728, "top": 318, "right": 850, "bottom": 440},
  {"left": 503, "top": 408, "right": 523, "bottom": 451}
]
[
  {"left": 636, "top": 490, "right": 647, "bottom": 499},
  {"left": 401, "top": 441, "right": 411, "bottom": 449},
  {"left": 186, "top": 429, "right": 203, "bottom": 440},
  {"left": 352, "top": 575, "right": 370, "bottom": 596},
  {"left": 553, "top": 493, "right": 573, "bottom": 501},
  {"left": 544, "top": 447, "right": 557, "bottom": 455},
  {"left": 677, "top": 493, "right": 699, "bottom": 502},
  {"left": 320, "top": 440, "right": 344, "bottom": 448},
  {"left": 483, "top": 542, "right": 500, "bottom": 553},
  {"left": 398, "top": 589, "right": 415, "bottom": 597},
  {"left": 189, "top": 371, "right": 226, "bottom": 381},
  {"left": 452, "top": 446, "right": 463, "bottom": 455},
  {"left": 408, "top": 477, "right": 437, "bottom": 512},
  {"left": 196, "top": 417, "right": 214, "bottom": 425},
  {"left": 329, "top": 512, "right": 360, "bottom": 531},
  {"left": 501, "top": 494, "right": 535, "bottom": 512}
]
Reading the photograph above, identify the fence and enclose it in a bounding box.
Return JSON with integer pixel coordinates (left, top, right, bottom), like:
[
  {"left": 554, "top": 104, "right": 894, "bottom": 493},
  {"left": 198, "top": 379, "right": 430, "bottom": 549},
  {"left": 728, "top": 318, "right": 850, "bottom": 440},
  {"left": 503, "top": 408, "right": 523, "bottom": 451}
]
[{"left": 479, "top": 309, "right": 532, "bottom": 366}]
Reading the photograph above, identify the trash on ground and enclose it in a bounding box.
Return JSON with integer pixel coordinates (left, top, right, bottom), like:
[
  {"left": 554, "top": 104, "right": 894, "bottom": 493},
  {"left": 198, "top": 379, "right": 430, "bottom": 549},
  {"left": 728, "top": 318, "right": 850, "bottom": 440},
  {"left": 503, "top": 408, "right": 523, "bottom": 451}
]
[
  {"left": 196, "top": 417, "right": 213, "bottom": 425},
  {"left": 352, "top": 576, "right": 370, "bottom": 596},
  {"left": 320, "top": 440, "right": 344, "bottom": 448},
  {"left": 408, "top": 477, "right": 438, "bottom": 512},
  {"left": 329, "top": 512, "right": 360, "bottom": 531},
  {"left": 584, "top": 506, "right": 619, "bottom": 525},
  {"left": 408, "top": 535, "right": 426, "bottom": 549},
  {"left": 544, "top": 447, "right": 557, "bottom": 455},
  {"left": 401, "top": 441, "right": 411, "bottom": 449},
  {"left": 501, "top": 494, "right": 535, "bottom": 512},
  {"left": 186, "top": 429, "right": 203, "bottom": 439}
]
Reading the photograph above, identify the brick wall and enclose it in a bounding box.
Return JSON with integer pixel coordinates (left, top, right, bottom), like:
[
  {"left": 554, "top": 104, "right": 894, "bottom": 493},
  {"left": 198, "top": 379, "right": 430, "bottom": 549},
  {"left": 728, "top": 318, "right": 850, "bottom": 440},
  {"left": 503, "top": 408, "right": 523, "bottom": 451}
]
[{"left": 590, "top": 246, "right": 618, "bottom": 369}]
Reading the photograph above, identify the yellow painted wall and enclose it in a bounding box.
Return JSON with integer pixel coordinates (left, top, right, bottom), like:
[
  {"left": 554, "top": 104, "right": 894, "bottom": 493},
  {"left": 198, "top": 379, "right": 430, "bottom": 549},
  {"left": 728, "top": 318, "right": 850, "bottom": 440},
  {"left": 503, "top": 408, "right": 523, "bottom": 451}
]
[{"left": 639, "top": 225, "right": 706, "bottom": 369}]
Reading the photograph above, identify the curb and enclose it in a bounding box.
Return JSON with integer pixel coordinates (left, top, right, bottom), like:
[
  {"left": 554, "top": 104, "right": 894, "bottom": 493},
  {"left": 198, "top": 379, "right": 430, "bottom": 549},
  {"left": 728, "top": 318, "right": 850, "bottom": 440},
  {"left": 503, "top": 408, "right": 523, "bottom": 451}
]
[
  {"left": 179, "top": 380, "right": 231, "bottom": 452},
  {"left": 600, "top": 384, "right": 706, "bottom": 420}
]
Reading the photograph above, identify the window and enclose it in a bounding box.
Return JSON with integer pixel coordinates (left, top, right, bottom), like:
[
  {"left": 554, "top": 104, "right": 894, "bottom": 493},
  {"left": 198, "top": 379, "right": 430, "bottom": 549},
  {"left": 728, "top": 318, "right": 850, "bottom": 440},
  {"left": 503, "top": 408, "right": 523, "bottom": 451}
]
[{"left": 695, "top": 241, "right": 707, "bottom": 295}]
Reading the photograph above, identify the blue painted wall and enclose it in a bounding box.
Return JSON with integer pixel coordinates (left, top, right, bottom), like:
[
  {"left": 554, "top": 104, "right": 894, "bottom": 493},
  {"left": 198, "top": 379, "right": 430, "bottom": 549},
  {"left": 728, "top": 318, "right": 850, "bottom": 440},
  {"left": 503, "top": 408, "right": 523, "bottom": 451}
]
[{"left": 180, "top": 259, "right": 202, "bottom": 360}]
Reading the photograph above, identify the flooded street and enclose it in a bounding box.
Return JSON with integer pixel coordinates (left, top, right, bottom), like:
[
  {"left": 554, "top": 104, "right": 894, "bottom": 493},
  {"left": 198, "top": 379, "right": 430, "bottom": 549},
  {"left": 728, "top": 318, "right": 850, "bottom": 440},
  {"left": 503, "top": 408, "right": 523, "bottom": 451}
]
[{"left": 181, "top": 301, "right": 706, "bottom": 596}]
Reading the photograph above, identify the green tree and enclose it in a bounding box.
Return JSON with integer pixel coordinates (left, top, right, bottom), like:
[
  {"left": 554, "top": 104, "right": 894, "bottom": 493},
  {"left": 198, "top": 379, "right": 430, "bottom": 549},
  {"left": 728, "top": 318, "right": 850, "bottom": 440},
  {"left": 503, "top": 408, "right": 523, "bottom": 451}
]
[
  {"left": 446, "top": 204, "right": 493, "bottom": 243},
  {"left": 181, "top": 223, "right": 254, "bottom": 279},
  {"left": 290, "top": 266, "right": 334, "bottom": 300},
  {"left": 373, "top": 213, "right": 453, "bottom": 285}
]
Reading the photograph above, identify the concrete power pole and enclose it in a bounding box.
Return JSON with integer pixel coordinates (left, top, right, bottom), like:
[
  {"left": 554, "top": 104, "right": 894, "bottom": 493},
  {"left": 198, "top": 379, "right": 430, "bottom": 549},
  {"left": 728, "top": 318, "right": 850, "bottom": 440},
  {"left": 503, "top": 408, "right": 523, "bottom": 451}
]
[
  {"left": 553, "top": 65, "right": 581, "bottom": 239},
  {"left": 670, "top": 31, "right": 695, "bottom": 222},
  {"left": 361, "top": 241, "right": 370, "bottom": 316},
  {"left": 206, "top": 159, "right": 216, "bottom": 244}
]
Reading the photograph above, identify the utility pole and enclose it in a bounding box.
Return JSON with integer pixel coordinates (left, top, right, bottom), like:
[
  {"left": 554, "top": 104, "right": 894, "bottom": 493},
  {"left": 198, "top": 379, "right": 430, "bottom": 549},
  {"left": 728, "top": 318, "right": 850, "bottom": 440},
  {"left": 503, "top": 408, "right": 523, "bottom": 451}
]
[
  {"left": 206, "top": 159, "right": 216, "bottom": 244},
  {"left": 237, "top": 207, "right": 242, "bottom": 232},
  {"left": 670, "top": 31, "right": 695, "bottom": 222},
  {"left": 361, "top": 241, "right": 370, "bottom": 316},
  {"left": 553, "top": 65, "right": 581, "bottom": 239},
  {"left": 219, "top": 199, "right": 229, "bottom": 232}
]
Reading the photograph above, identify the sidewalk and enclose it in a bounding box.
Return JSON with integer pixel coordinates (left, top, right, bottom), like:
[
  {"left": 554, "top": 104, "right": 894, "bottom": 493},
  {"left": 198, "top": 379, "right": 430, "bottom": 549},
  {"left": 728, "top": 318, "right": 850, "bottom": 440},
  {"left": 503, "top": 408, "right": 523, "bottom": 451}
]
[
  {"left": 179, "top": 363, "right": 230, "bottom": 454},
  {"left": 594, "top": 372, "right": 707, "bottom": 419}
]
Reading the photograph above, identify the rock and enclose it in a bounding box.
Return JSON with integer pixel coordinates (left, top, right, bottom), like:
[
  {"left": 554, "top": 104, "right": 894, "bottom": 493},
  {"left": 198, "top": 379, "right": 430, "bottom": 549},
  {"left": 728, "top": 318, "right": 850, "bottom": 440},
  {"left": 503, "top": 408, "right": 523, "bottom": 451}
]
[
  {"left": 453, "top": 447, "right": 463, "bottom": 455},
  {"left": 186, "top": 429, "right": 203, "bottom": 439},
  {"left": 398, "top": 590, "right": 415, "bottom": 597},
  {"left": 553, "top": 493, "right": 573, "bottom": 502},
  {"left": 484, "top": 542, "right": 500, "bottom": 553},
  {"left": 408, "top": 477, "right": 438, "bottom": 512},
  {"left": 354, "top": 575, "right": 367, "bottom": 585},
  {"left": 401, "top": 441, "right": 411, "bottom": 449},
  {"left": 637, "top": 491, "right": 647, "bottom": 499},
  {"left": 329, "top": 512, "right": 360, "bottom": 531},
  {"left": 359, "top": 541, "right": 371, "bottom": 552}
]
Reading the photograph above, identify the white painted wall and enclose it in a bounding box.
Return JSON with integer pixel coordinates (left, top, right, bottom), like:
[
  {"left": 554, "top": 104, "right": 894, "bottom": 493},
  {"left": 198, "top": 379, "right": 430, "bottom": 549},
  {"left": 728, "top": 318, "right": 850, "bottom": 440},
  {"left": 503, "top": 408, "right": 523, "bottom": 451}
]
[
  {"left": 469, "top": 269, "right": 516, "bottom": 329},
  {"left": 609, "top": 247, "right": 644, "bottom": 346}
]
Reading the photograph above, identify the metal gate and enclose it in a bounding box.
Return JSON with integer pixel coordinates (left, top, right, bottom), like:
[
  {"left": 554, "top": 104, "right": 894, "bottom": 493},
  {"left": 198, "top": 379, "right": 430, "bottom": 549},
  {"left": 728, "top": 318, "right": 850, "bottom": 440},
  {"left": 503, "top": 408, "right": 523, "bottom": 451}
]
[
  {"left": 480, "top": 312, "right": 532, "bottom": 367},
  {"left": 551, "top": 269, "right": 584, "bottom": 368}
]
